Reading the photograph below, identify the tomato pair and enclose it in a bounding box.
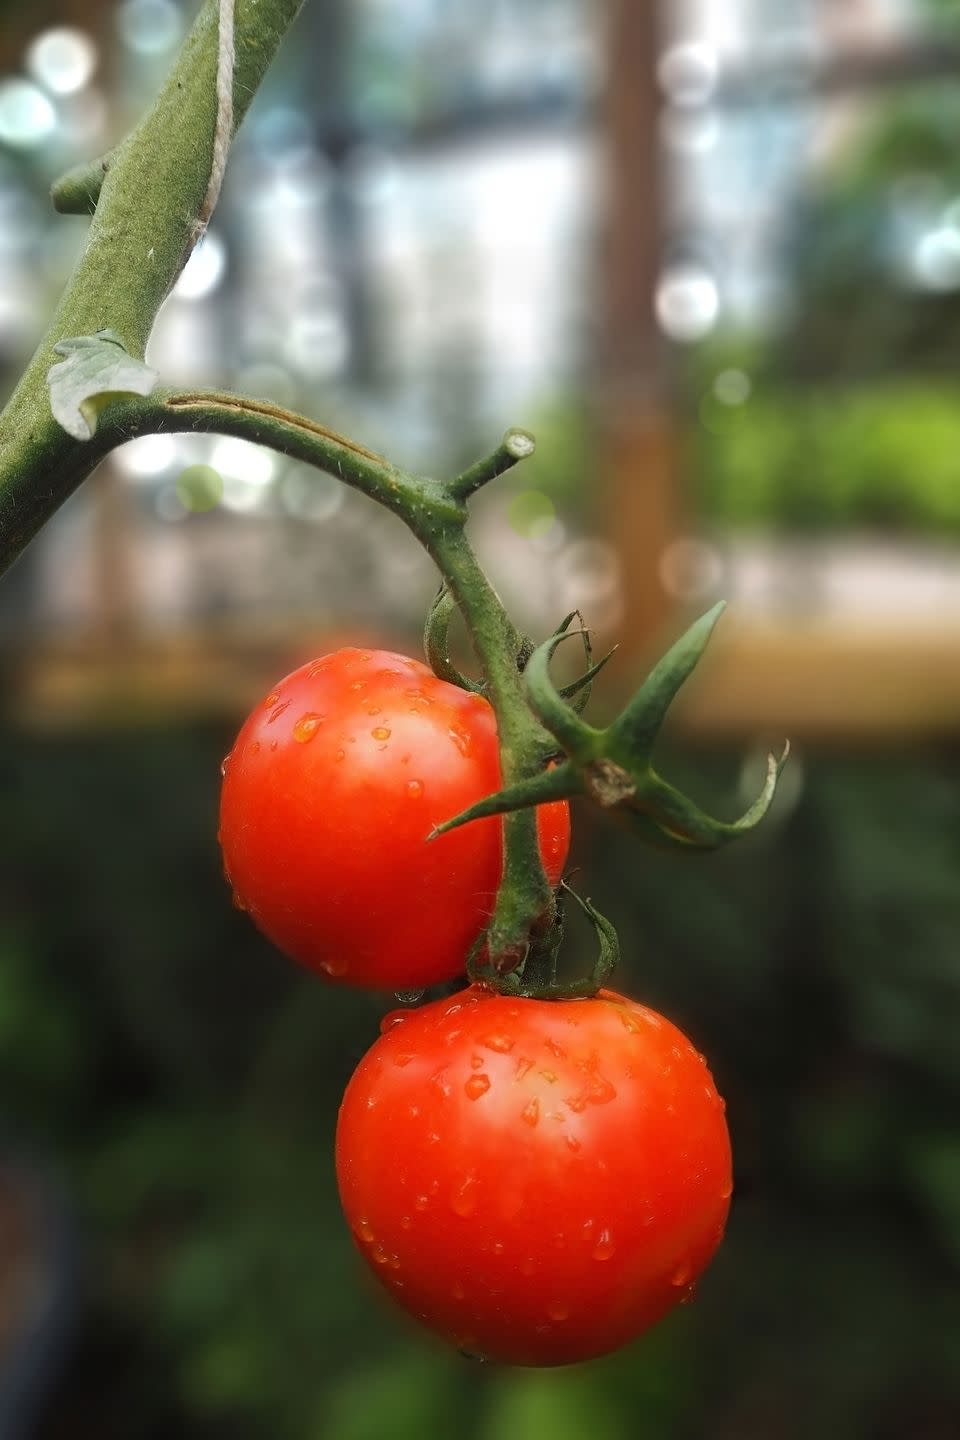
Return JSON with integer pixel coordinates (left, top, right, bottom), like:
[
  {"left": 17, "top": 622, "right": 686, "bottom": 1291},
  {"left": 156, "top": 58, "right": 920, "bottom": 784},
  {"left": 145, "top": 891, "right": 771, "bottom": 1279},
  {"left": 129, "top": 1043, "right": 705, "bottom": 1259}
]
[
  {"left": 220, "top": 647, "right": 732, "bottom": 1367},
  {"left": 219, "top": 648, "right": 570, "bottom": 991}
]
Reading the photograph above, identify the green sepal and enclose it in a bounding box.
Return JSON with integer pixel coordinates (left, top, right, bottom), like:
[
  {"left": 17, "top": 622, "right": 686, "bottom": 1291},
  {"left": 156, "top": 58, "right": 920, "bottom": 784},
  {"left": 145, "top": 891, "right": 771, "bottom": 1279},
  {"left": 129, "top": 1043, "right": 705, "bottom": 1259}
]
[
  {"left": 423, "top": 583, "right": 483, "bottom": 693},
  {"left": 606, "top": 601, "right": 725, "bottom": 763},
  {"left": 523, "top": 630, "right": 603, "bottom": 758},
  {"left": 429, "top": 760, "right": 583, "bottom": 839}
]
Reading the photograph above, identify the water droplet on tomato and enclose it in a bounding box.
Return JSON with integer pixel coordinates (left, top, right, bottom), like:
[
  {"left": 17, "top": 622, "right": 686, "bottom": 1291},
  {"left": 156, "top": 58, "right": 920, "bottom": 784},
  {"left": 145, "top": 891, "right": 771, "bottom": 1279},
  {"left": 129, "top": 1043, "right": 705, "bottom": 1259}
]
[
  {"left": 671, "top": 1261, "right": 692, "bottom": 1287},
  {"left": 492, "top": 1241, "right": 505, "bottom": 1256},
  {"left": 469, "top": 1054, "right": 484, "bottom": 1070},
  {"left": 379, "top": 1010, "right": 408, "bottom": 1033},
  {"left": 406, "top": 779, "right": 424, "bottom": 798},
  {"left": 452, "top": 1177, "right": 479, "bottom": 1217},
  {"left": 481, "top": 1033, "right": 514, "bottom": 1054},
  {"left": 372, "top": 1244, "right": 389, "bottom": 1265},
  {"left": 269, "top": 740, "right": 278, "bottom": 752},
  {"left": 267, "top": 699, "right": 292, "bottom": 724},
  {"left": 393, "top": 1053, "right": 413, "bottom": 1068},
  {"left": 293, "top": 712, "right": 324, "bottom": 743},
  {"left": 263, "top": 693, "right": 279, "bottom": 707},
  {"left": 448, "top": 727, "right": 470, "bottom": 757},
  {"left": 520, "top": 1256, "right": 536, "bottom": 1276},
  {"left": 395, "top": 989, "right": 424, "bottom": 1004},
  {"left": 547, "top": 1300, "right": 570, "bottom": 1321},
  {"left": 231, "top": 890, "right": 247, "bottom": 912},
  {"left": 220, "top": 755, "right": 230, "bottom": 777},
  {"left": 521, "top": 1097, "right": 540, "bottom": 1127},
  {"left": 335, "top": 748, "right": 345, "bottom": 762},
  {"left": 319, "top": 957, "right": 346, "bottom": 977},
  {"left": 588, "top": 1075, "right": 616, "bottom": 1105},
  {"left": 539, "top": 1069, "right": 558, "bottom": 1085},
  {"left": 414, "top": 1194, "right": 429, "bottom": 1211},
  {"left": 565, "top": 1135, "right": 581, "bottom": 1153},
  {"left": 618, "top": 1010, "right": 641, "bottom": 1033},
  {"left": 515, "top": 1056, "right": 534, "bottom": 1080},
  {"left": 720, "top": 1180, "right": 732, "bottom": 1199},
  {"left": 431, "top": 1068, "right": 452, "bottom": 1098},
  {"left": 464, "top": 1074, "right": 491, "bottom": 1101},
  {"left": 400, "top": 1215, "right": 412, "bottom": 1230},
  {"left": 451, "top": 1281, "right": 465, "bottom": 1300},
  {"left": 544, "top": 1038, "right": 566, "bottom": 1060},
  {"left": 592, "top": 1228, "right": 615, "bottom": 1261},
  {"left": 354, "top": 1218, "right": 374, "bottom": 1243},
  {"left": 680, "top": 1282, "right": 697, "bottom": 1306},
  {"left": 367, "top": 705, "right": 381, "bottom": 716}
]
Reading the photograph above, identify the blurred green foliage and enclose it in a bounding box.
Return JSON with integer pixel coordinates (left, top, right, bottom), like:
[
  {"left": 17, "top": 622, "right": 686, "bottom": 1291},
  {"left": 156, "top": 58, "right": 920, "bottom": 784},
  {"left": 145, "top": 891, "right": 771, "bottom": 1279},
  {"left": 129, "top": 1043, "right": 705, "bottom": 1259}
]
[
  {"left": 693, "top": 381, "right": 960, "bottom": 534},
  {"left": 1, "top": 724, "right": 957, "bottom": 1438}
]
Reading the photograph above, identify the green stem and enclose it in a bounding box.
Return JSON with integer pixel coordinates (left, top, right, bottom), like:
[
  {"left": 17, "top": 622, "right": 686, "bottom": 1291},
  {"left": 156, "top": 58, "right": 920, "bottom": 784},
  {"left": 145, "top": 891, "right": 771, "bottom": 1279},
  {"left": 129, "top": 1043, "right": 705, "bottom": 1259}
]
[{"left": 0, "top": 0, "right": 304, "bottom": 578}]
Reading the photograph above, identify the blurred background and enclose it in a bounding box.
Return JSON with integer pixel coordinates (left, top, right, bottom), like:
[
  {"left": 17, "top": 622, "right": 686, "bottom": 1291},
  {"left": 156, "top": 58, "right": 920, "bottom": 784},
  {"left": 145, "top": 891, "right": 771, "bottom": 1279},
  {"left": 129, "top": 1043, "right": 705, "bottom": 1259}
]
[{"left": 1, "top": 0, "right": 960, "bottom": 1435}]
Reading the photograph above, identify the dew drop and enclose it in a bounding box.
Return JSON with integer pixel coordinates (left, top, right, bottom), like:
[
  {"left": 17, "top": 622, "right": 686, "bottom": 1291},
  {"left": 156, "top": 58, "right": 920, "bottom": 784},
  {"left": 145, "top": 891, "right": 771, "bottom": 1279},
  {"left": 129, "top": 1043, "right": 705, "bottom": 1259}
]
[
  {"left": 395, "top": 988, "right": 425, "bottom": 1004},
  {"left": 335, "top": 748, "right": 345, "bottom": 762},
  {"left": 515, "top": 1056, "right": 535, "bottom": 1080},
  {"left": 565, "top": 1135, "right": 582, "bottom": 1153},
  {"left": 452, "top": 1177, "right": 479, "bottom": 1217},
  {"left": 451, "top": 1281, "right": 465, "bottom": 1300},
  {"left": 592, "top": 1228, "right": 615, "bottom": 1261},
  {"left": 406, "top": 779, "right": 424, "bottom": 798},
  {"left": 448, "top": 727, "right": 470, "bottom": 756},
  {"left": 544, "top": 1038, "right": 566, "bottom": 1060},
  {"left": 671, "top": 1262, "right": 692, "bottom": 1287},
  {"left": 267, "top": 699, "right": 292, "bottom": 724},
  {"left": 464, "top": 1073, "right": 491, "bottom": 1101},
  {"left": 270, "top": 739, "right": 278, "bottom": 751},
  {"left": 520, "top": 1256, "right": 536, "bottom": 1276},
  {"left": 251, "top": 740, "right": 261, "bottom": 755},
  {"left": 588, "top": 1075, "right": 617, "bottom": 1105},
  {"left": 431, "top": 1068, "right": 452, "bottom": 1098},
  {"left": 379, "top": 1010, "right": 408, "bottom": 1034},
  {"left": 219, "top": 755, "right": 230, "bottom": 777},
  {"left": 372, "top": 1244, "right": 390, "bottom": 1265},
  {"left": 393, "top": 1053, "right": 413, "bottom": 1068},
  {"left": 263, "top": 693, "right": 279, "bottom": 707},
  {"left": 293, "top": 712, "right": 324, "bottom": 743},
  {"left": 481, "top": 1033, "right": 514, "bottom": 1054},
  {"left": 470, "top": 1054, "right": 485, "bottom": 1070},
  {"left": 319, "top": 957, "right": 346, "bottom": 977},
  {"left": 400, "top": 1215, "right": 412, "bottom": 1230},
  {"left": 618, "top": 1010, "right": 641, "bottom": 1034},
  {"left": 492, "top": 1241, "right": 505, "bottom": 1256},
  {"left": 231, "top": 890, "right": 247, "bottom": 912},
  {"left": 367, "top": 705, "right": 381, "bottom": 716},
  {"left": 355, "top": 1218, "right": 375, "bottom": 1244},
  {"left": 720, "top": 1180, "right": 733, "bottom": 1199},
  {"left": 539, "top": 1069, "right": 558, "bottom": 1085},
  {"left": 521, "top": 1097, "right": 540, "bottom": 1127},
  {"left": 414, "top": 1194, "right": 429, "bottom": 1211},
  {"left": 547, "top": 1300, "right": 570, "bottom": 1321}
]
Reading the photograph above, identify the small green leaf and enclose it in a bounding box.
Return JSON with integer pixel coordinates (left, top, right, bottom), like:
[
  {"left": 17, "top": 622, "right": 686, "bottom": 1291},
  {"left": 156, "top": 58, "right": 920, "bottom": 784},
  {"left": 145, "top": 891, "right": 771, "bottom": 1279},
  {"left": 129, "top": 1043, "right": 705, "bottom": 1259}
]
[{"left": 48, "top": 329, "right": 158, "bottom": 440}]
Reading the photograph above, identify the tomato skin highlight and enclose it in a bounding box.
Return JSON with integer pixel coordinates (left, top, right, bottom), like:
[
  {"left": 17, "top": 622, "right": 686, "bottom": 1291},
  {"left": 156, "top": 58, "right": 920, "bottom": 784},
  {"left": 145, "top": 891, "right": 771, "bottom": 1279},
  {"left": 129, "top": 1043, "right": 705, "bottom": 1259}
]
[
  {"left": 335, "top": 985, "right": 732, "bottom": 1366},
  {"left": 219, "top": 649, "right": 570, "bottom": 990}
]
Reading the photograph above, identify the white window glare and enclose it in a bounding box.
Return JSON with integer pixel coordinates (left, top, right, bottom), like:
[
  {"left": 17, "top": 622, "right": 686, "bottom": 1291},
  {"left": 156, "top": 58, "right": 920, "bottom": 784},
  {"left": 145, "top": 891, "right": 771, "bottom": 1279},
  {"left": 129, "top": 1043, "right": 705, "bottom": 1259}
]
[
  {"left": 655, "top": 266, "right": 719, "bottom": 343},
  {"left": 0, "top": 80, "right": 56, "bottom": 149},
  {"left": 210, "top": 437, "right": 276, "bottom": 486},
  {"left": 115, "top": 434, "right": 177, "bottom": 478},
  {"left": 173, "top": 232, "right": 227, "bottom": 301},
  {"left": 118, "top": 0, "right": 183, "bottom": 56},
  {"left": 26, "top": 28, "right": 98, "bottom": 96},
  {"left": 913, "top": 229, "right": 960, "bottom": 292},
  {"left": 657, "top": 43, "right": 717, "bottom": 108}
]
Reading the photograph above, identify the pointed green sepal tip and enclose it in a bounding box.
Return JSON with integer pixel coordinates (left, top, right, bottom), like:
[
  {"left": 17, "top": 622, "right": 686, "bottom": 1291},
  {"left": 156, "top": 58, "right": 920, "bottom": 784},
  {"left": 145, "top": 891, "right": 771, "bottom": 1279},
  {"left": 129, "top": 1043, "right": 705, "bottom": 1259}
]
[
  {"left": 613, "top": 739, "right": 790, "bottom": 851},
  {"left": 429, "top": 761, "right": 583, "bottom": 839},
  {"left": 607, "top": 600, "right": 726, "bottom": 762}
]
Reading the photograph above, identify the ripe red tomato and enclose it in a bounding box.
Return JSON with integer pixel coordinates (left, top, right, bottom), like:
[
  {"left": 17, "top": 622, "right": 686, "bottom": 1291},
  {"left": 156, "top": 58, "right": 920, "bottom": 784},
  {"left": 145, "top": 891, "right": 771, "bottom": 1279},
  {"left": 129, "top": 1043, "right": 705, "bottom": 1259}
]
[
  {"left": 335, "top": 985, "right": 732, "bottom": 1366},
  {"left": 219, "top": 649, "right": 570, "bottom": 990}
]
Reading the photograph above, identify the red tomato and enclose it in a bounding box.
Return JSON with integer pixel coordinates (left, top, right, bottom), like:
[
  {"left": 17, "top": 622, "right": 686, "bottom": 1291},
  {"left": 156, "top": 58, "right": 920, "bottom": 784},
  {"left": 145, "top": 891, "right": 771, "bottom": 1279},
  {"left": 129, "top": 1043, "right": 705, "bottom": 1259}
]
[
  {"left": 335, "top": 985, "right": 732, "bottom": 1366},
  {"left": 219, "top": 649, "right": 570, "bottom": 990}
]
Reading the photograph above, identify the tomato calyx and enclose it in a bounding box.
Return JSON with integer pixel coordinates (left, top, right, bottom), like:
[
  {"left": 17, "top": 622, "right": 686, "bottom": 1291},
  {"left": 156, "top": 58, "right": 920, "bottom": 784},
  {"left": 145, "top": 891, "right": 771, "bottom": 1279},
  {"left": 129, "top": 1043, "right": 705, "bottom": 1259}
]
[
  {"left": 467, "top": 881, "right": 618, "bottom": 1000},
  {"left": 433, "top": 601, "right": 790, "bottom": 854}
]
